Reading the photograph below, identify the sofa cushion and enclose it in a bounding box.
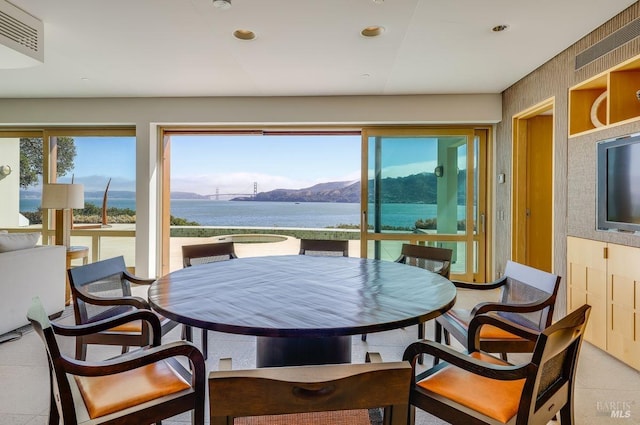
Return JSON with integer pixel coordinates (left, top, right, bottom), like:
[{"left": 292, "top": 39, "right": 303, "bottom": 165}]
[{"left": 0, "top": 232, "right": 40, "bottom": 253}]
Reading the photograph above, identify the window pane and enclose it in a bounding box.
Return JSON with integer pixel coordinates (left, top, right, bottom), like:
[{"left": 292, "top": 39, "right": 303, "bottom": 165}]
[
  {"left": 367, "top": 135, "right": 467, "bottom": 235},
  {"left": 56, "top": 135, "right": 137, "bottom": 264},
  {"left": 167, "top": 133, "right": 361, "bottom": 271}
]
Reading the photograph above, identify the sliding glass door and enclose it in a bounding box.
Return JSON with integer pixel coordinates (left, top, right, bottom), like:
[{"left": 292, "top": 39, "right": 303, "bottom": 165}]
[{"left": 361, "top": 128, "right": 487, "bottom": 282}]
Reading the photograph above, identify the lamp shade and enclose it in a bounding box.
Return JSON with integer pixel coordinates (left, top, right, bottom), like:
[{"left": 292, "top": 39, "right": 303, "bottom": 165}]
[{"left": 41, "top": 184, "right": 85, "bottom": 209}]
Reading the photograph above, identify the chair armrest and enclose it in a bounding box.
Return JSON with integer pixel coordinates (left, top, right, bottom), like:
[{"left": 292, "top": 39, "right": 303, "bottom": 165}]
[
  {"left": 394, "top": 254, "right": 406, "bottom": 264},
  {"left": 63, "top": 340, "right": 205, "bottom": 384},
  {"left": 402, "top": 340, "right": 529, "bottom": 382},
  {"left": 471, "top": 298, "right": 553, "bottom": 316},
  {"left": 451, "top": 276, "right": 506, "bottom": 290},
  {"left": 73, "top": 289, "right": 150, "bottom": 309},
  {"left": 52, "top": 309, "right": 162, "bottom": 345},
  {"left": 123, "top": 270, "right": 156, "bottom": 286},
  {"left": 467, "top": 313, "right": 540, "bottom": 352}
]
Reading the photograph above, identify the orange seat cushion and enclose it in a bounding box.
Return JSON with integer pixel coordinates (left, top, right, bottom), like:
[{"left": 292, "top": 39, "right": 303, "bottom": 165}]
[
  {"left": 75, "top": 360, "right": 191, "bottom": 418},
  {"left": 108, "top": 321, "right": 142, "bottom": 333},
  {"left": 417, "top": 352, "right": 525, "bottom": 423},
  {"left": 447, "top": 309, "right": 526, "bottom": 340},
  {"left": 106, "top": 313, "right": 167, "bottom": 333}
]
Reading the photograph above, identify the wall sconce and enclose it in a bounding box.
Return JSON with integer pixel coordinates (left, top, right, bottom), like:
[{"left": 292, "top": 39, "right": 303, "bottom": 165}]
[
  {"left": 0, "top": 165, "right": 11, "bottom": 180},
  {"left": 434, "top": 165, "right": 444, "bottom": 178}
]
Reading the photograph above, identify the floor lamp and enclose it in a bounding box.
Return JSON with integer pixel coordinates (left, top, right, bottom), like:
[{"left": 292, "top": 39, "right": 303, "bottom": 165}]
[{"left": 41, "top": 183, "right": 84, "bottom": 248}]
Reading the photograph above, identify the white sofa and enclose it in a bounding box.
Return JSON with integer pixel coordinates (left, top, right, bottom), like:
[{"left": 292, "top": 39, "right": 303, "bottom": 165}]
[{"left": 0, "top": 245, "right": 66, "bottom": 336}]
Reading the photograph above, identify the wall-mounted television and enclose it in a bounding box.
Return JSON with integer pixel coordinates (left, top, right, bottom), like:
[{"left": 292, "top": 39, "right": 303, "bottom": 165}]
[{"left": 597, "top": 132, "right": 640, "bottom": 233}]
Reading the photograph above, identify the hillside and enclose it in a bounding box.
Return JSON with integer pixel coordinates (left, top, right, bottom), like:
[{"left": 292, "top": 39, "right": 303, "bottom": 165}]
[
  {"left": 232, "top": 180, "right": 360, "bottom": 203},
  {"left": 232, "top": 171, "right": 466, "bottom": 203}
]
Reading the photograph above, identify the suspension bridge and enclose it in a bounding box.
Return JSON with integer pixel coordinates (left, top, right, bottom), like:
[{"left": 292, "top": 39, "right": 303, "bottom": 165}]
[{"left": 211, "top": 182, "right": 258, "bottom": 200}]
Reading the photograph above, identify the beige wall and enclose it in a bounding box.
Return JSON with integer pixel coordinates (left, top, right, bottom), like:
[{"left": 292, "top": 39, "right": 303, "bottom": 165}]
[
  {"left": 0, "top": 94, "right": 501, "bottom": 277},
  {"left": 498, "top": 3, "right": 640, "bottom": 316}
]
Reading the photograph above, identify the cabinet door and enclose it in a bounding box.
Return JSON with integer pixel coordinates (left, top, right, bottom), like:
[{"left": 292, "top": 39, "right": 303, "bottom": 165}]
[
  {"left": 606, "top": 243, "right": 640, "bottom": 370},
  {"left": 566, "top": 237, "right": 607, "bottom": 349}
]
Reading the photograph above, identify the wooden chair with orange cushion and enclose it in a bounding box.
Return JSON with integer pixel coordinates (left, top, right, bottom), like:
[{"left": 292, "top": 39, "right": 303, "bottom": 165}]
[
  {"left": 27, "top": 297, "right": 206, "bottom": 425},
  {"left": 403, "top": 304, "right": 591, "bottom": 425},
  {"left": 434, "top": 260, "right": 560, "bottom": 365},
  {"left": 181, "top": 241, "right": 238, "bottom": 359},
  {"left": 68, "top": 255, "right": 180, "bottom": 360},
  {"left": 299, "top": 239, "right": 349, "bottom": 257},
  {"left": 209, "top": 354, "right": 411, "bottom": 425}
]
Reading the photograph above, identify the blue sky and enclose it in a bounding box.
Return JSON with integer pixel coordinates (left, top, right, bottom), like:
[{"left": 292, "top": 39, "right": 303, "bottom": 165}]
[
  {"left": 58, "top": 134, "right": 460, "bottom": 195},
  {"left": 59, "top": 135, "right": 362, "bottom": 194},
  {"left": 170, "top": 135, "right": 361, "bottom": 196}
]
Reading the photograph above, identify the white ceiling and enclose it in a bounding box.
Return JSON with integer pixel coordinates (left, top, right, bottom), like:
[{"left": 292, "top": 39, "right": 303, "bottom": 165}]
[{"left": 1, "top": 0, "right": 636, "bottom": 98}]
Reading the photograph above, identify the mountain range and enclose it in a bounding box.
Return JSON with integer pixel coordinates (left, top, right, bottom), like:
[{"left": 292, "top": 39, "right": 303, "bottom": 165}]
[
  {"left": 21, "top": 171, "right": 466, "bottom": 204},
  {"left": 233, "top": 171, "right": 466, "bottom": 203}
]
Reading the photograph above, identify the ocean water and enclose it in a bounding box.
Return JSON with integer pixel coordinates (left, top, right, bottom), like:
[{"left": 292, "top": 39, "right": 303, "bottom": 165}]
[{"left": 20, "top": 198, "right": 467, "bottom": 228}]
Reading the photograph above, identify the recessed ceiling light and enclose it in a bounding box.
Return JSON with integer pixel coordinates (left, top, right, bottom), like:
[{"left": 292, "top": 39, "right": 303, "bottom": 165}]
[
  {"left": 372, "top": 0, "right": 384, "bottom": 3},
  {"left": 361, "top": 26, "right": 385, "bottom": 37},
  {"left": 492, "top": 24, "right": 509, "bottom": 32},
  {"left": 213, "top": 0, "right": 231, "bottom": 10},
  {"left": 233, "top": 29, "right": 256, "bottom": 40}
]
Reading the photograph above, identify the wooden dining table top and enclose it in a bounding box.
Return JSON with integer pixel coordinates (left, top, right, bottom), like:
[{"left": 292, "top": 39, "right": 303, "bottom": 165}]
[{"left": 148, "top": 255, "right": 457, "bottom": 338}]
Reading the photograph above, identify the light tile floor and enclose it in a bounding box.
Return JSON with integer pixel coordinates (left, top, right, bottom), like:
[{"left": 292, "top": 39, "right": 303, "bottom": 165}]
[{"left": 1, "top": 293, "right": 639, "bottom": 424}]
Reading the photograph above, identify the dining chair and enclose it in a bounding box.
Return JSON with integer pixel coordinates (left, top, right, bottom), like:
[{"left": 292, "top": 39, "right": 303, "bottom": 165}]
[
  {"left": 181, "top": 241, "right": 237, "bottom": 359},
  {"left": 362, "top": 243, "right": 453, "bottom": 348},
  {"left": 402, "top": 304, "right": 590, "bottom": 425},
  {"left": 27, "top": 297, "right": 206, "bottom": 425},
  {"left": 299, "top": 238, "right": 349, "bottom": 256},
  {"left": 209, "top": 354, "right": 411, "bottom": 425},
  {"left": 433, "top": 259, "right": 561, "bottom": 365},
  {"left": 68, "top": 255, "right": 180, "bottom": 360}
]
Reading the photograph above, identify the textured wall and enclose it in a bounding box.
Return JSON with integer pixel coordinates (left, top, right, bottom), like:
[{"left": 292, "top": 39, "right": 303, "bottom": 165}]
[{"left": 498, "top": 3, "right": 640, "bottom": 316}]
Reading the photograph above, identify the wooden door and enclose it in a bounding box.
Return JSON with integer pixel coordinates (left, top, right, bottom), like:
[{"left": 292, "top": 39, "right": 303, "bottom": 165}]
[
  {"left": 525, "top": 115, "right": 553, "bottom": 271},
  {"left": 512, "top": 100, "right": 554, "bottom": 273}
]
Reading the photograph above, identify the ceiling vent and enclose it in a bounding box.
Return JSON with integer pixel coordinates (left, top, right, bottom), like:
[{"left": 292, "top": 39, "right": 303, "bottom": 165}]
[
  {"left": 0, "top": 0, "right": 43, "bottom": 68},
  {"left": 575, "top": 17, "right": 640, "bottom": 70}
]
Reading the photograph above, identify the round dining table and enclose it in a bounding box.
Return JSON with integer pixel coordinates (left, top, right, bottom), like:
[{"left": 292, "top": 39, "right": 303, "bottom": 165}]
[{"left": 148, "top": 255, "right": 456, "bottom": 367}]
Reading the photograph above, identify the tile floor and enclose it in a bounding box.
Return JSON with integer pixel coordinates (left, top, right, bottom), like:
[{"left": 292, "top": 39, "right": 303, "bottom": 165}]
[{"left": 1, "top": 292, "right": 639, "bottom": 424}]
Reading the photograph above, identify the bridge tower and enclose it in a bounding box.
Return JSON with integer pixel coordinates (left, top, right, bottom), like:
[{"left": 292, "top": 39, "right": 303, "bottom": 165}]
[
  {"left": 215, "top": 188, "right": 219, "bottom": 200},
  {"left": 253, "top": 182, "right": 257, "bottom": 198}
]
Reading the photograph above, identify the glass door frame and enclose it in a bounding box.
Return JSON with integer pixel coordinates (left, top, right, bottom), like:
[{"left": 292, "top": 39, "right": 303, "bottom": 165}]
[{"left": 360, "top": 127, "right": 490, "bottom": 282}]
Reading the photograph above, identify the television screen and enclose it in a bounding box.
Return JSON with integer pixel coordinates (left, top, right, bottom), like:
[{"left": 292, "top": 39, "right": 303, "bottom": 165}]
[{"left": 597, "top": 132, "right": 640, "bottom": 233}]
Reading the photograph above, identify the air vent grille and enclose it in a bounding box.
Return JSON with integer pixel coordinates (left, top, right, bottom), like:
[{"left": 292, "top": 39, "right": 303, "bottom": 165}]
[
  {"left": 0, "top": 0, "right": 43, "bottom": 66},
  {"left": 0, "top": 8, "right": 38, "bottom": 52},
  {"left": 575, "top": 18, "right": 640, "bottom": 70}
]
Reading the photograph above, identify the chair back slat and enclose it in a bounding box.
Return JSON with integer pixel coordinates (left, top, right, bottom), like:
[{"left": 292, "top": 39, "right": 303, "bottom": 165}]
[
  {"left": 397, "top": 244, "right": 453, "bottom": 278},
  {"left": 209, "top": 360, "right": 411, "bottom": 425},
  {"left": 500, "top": 260, "right": 561, "bottom": 330},
  {"left": 299, "top": 239, "right": 349, "bottom": 257},
  {"left": 182, "top": 242, "right": 237, "bottom": 267},
  {"left": 27, "top": 298, "right": 78, "bottom": 424},
  {"left": 521, "top": 304, "right": 591, "bottom": 423},
  {"left": 68, "top": 256, "right": 132, "bottom": 325}
]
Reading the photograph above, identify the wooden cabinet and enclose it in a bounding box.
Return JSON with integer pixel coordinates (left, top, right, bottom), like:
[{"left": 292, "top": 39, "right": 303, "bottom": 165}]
[
  {"left": 568, "top": 55, "right": 640, "bottom": 137},
  {"left": 567, "top": 237, "right": 640, "bottom": 370},
  {"left": 566, "top": 237, "right": 607, "bottom": 349}
]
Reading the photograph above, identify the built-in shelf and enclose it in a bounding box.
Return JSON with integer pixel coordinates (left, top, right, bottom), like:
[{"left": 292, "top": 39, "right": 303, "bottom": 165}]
[{"left": 569, "top": 54, "right": 640, "bottom": 137}]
